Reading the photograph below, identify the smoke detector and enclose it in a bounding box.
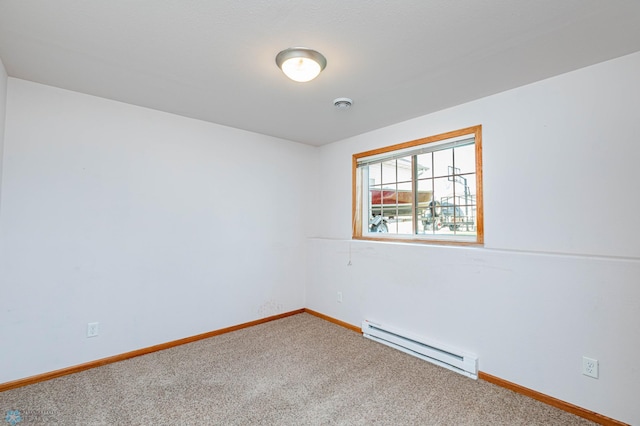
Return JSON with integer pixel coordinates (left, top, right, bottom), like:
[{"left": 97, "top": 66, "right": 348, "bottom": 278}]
[{"left": 333, "top": 97, "right": 353, "bottom": 109}]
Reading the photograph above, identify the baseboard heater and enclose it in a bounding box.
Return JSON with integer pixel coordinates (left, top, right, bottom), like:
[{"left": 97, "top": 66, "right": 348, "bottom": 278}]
[{"left": 362, "top": 320, "right": 478, "bottom": 379}]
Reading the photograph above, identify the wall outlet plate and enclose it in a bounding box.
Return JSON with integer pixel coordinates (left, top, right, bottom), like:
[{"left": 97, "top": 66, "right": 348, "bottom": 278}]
[
  {"left": 582, "top": 356, "right": 598, "bottom": 378},
  {"left": 87, "top": 322, "right": 99, "bottom": 338}
]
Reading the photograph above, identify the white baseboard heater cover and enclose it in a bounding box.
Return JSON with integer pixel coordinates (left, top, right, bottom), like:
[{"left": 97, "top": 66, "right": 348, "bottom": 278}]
[{"left": 362, "top": 319, "right": 478, "bottom": 380}]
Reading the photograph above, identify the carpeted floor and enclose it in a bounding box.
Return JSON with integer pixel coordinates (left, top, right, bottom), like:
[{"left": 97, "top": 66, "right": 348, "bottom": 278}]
[{"left": 1, "top": 313, "right": 595, "bottom": 425}]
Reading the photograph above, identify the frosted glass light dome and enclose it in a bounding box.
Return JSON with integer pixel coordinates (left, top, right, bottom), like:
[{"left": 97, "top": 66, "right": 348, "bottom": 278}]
[{"left": 276, "top": 48, "right": 327, "bottom": 83}]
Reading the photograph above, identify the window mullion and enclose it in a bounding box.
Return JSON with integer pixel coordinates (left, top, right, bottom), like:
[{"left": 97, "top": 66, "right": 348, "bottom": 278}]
[
  {"left": 452, "top": 148, "right": 456, "bottom": 234},
  {"left": 411, "top": 155, "right": 417, "bottom": 235}
]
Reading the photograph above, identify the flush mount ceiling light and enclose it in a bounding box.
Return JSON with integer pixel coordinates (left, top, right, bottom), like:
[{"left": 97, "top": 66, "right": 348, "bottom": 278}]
[{"left": 276, "top": 47, "right": 327, "bottom": 83}]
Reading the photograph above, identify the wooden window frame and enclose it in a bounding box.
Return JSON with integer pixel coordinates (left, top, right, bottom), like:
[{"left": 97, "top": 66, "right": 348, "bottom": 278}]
[{"left": 352, "top": 125, "right": 483, "bottom": 246}]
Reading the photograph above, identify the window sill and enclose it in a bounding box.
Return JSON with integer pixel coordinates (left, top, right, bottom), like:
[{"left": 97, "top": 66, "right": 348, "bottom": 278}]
[{"left": 353, "top": 235, "right": 484, "bottom": 247}]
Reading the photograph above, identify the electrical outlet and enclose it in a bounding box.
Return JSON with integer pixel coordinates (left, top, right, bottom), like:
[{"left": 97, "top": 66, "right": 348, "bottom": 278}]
[
  {"left": 337, "top": 291, "right": 343, "bottom": 303},
  {"left": 87, "top": 322, "right": 99, "bottom": 338},
  {"left": 582, "top": 356, "right": 598, "bottom": 378}
]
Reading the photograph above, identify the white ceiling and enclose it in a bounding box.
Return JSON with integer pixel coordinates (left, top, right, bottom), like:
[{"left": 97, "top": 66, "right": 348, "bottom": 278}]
[{"left": 1, "top": 1, "right": 639, "bottom": 146}]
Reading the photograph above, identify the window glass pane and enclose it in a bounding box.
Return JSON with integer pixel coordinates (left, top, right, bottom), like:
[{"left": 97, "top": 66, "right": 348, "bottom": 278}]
[
  {"left": 369, "top": 184, "right": 383, "bottom": 219},
  {"left": 459, "top": 172, "right": 476, "bottom": 197},
  {"left": 395, "top": 181, "right": 413, "bottom": 234},
  {"left": 367, "top": 189, "right": 389, "bottom": 233},
  {"left": 433, "top": 176, "right": 453, "bottom": 201},
  {"left": 417, "top": 179, "right": 434, "bottom": 233},
  {"left": 379, "top": 187, "right": 397, "bottom": 219},
  {"left": 380, "top": 184, "right": 398, "bottom": 233},
  {"left": 454, "top": 144, "right": 475, "bottom": 174},
  {"left": 396, "top": 156, "right": 413, "bottom": 183},
  {"left": 448, "top": 173, "right": 475, "bottom": 214},
  {"left": 368, "top": 163, "right": 382, "bottom": 186},
  {"left": 450, "top": 199, "right": 476, "bottom": 235},
  {"left": 451, "top": 201, "right": 476, "bottom": 234},
  {"left": 381, "top": 160, "right": 396, "bottom": 185},
  {"left": 415, "top": 180, "right": 433, "bottom": 214},
  {"left": 433, "top": 149, "right": 453, "bottom": 178},
  {"left": 416, "top": 153, "right": 432, "bottom": 179},
  {"left": 429, "top": 177, "right": 451, "bottom": 235}
]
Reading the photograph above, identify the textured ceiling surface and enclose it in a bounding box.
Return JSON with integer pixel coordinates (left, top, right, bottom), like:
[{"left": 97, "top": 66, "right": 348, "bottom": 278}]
[{"left": 1, "top": 1, "right": 639, "bottom": 145}]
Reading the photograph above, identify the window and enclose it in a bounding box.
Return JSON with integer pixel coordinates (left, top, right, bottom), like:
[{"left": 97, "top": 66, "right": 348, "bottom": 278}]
[{"left": 352, "top": 125, "right": 483, "bottom": 245}]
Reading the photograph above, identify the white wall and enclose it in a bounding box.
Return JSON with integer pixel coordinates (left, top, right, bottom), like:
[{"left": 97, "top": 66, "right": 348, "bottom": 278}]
[
  {"left": 0, "top": 79, "right": 317, "bottom": 384},
  {"left": 0, "top": 57, "right": 8, "bottom": 211},
  {"left": 307, "top": 51, "right": 640, "bottom": 424}
]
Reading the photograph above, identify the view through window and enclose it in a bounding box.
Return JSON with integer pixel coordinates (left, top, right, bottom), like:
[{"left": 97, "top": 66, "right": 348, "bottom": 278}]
[{"left": 353, "top": 125, "right": 483, "bottom": 244}]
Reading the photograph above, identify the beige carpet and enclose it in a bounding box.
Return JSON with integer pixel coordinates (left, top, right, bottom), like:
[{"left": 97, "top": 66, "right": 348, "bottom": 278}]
[{"left": 1, "top": 313, "right": 595, "bottom": 425}]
